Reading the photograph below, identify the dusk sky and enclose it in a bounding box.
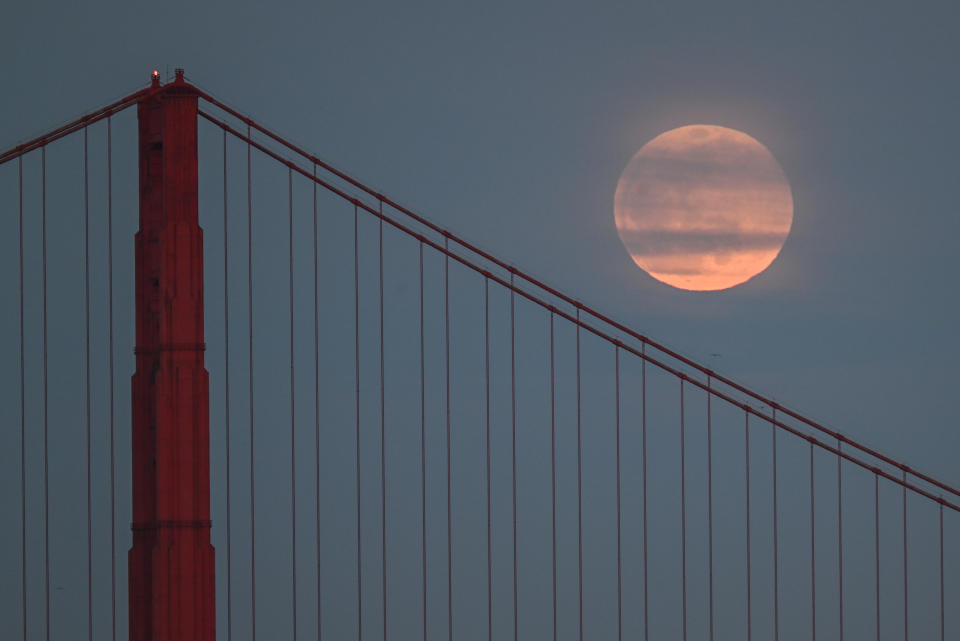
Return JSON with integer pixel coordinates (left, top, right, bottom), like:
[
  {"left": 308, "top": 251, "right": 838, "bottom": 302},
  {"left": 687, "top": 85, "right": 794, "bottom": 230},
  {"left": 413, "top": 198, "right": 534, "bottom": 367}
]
[
  {"left": 1, "top": 2, "right": 958, "bottom": 639},
  {"left": 4, "top": 0, "right": 946, "bottom": 482}
]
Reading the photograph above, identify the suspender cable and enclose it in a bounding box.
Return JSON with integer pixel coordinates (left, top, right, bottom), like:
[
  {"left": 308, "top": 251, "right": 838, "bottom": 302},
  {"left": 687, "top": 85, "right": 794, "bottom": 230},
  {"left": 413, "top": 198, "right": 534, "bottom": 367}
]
[
  {"left": 486, "top": 278, "right": 493, "bottom": 641},
  {"left": 107, "top": 116, "right": 116, "bottom": 641},
  {"left": 380, "top": 201, "right": 387, "bottom": 641},
  {"left": 875, "top": 474, "right": 880, "bottom": 641},
  {"left": 289, "top": 167, "right": 297, "bottom": 641},
  {"left": 511, "top": 273, "right": 519, "bottom": 641},
  {"left": 550, "top": 311, "right": 557, "bottom": 641},
  {"left": 354, "top": 204, "right": 363, "bottom": 641},
  {"left": 903, "top": 471, "right": 908, "bottom": 641},
  {"left": 223, "top": 130, "right": 233, "bottom": 641},
  {"left": 838, "top": 442, "right": 844, "bottom": 641},
  {"left": 18, "top": 154, "right": 26, "bottom": 641},
  {"left": 772, "top": 409, "right": 779, "bottom": 641},
  {"left": 576, "top": 306, "right": 583, "bottom": 641},
  {"left": 313, "top": 164, "right": 322, "bottom": 641},
  {"left": 810, "top": 443, "right": 816, "bottom": 641},
  {"left": 707, "top": 377, "right": 714, "bottom": 641},
  {"left": 641, "top": 344, "right": 649, "bottom": 641},
  {"left": 615, "top": 347, "right": 622, "bottom": 641},
  {"left": 247, "top": 125, "right": 257, "bottom": 641},
  {"left": 939, "top": 503, "right": 944, "bottom": 641},
  {"left": 419, "top": 241, "right": 427, "bottom": 641},
  {"left": 84, "top": 124, "right": 93, "bottom": 641},
  {"left": 42, "top": 146, "right": 50, "bottom": 641},
  {"left": 745, "top": 412, "right": 751, "bottom": 641},
  {"left": 680, "top": 380, "right": 687, "bottom": 641},
  {"left": 446, "top": 237, "right": 453, "bottom": 641}
]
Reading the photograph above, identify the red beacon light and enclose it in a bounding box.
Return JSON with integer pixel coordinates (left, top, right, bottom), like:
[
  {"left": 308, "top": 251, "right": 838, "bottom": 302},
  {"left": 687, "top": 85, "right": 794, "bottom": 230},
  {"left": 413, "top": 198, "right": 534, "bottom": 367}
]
[{"left": 151, "top": 69, "right": 161, "bottom": 87}]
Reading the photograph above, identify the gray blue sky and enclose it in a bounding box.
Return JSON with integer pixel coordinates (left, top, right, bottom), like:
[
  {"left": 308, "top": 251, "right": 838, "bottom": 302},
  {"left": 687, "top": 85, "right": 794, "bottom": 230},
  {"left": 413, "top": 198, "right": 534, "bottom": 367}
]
[
  {"left": 0, "top": 0, "right": 940, "bottom": 482},
  {"left": 1, "top": 1, "right": 958, "bottom": 639}
]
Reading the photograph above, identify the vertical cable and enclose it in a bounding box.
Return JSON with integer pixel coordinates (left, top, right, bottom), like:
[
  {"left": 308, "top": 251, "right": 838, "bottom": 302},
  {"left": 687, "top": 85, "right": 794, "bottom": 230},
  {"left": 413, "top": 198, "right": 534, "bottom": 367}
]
[
  {"left": 641, "top": 344, "right": 648, "bottom": 641},
  {"left": 247, "top": 125, "right": 257, "bottom": 641},
  {"left": 223, "top": 130, "right": 233, "bottom": 641},
  {"left": 838, "top": 442, "right": 843, "bottom": 641},
  {"left": 745, "top": 412, "right": 751, "bottom": 641},
  {"left": 615, "top": 347, "right": 622, "bottom": 641},
  {"left": 772, "top": 409, "right": 779, "bottom": 641},
  {"left": 419, "top": 242, "right": 427, "bottom": 641},
  {"left": 576, "top": 307, "right": 583, "bottom": 641},
  {"left": 511, "top": 273, "right": 519, "bottom": 641},
  {"left": 42, "top": 145, "right": 50, "bottom": 641},
  {"left": 707, "top": 378, "right": 714, "bottom": 641},
  {"left": 939, "top": 503, "right": 944, "bottom": 641},
  {"left": 107, "top": 116, "right": 116, "bottom": 641},
  {"left": 810, "top": 443, "right": 816, "bottom": 641},
  {"left": 486, "top": 278, "right": 493, "bottom": 641},
  {"left": 902, "top": 470, "right": 908, "bottom": 641},
  {"left": 313, "top": 164, "right": 322, "bottom": 641},
  {"left": 18, "top": 154, "right": 26, "bottom": 641},
  {"left": 446, "top": 237, "right": 453, "bottom": 641},
  {"left": 84, "top": 125, "right": 93, "bottom": 641},
  {"left": 550, "top": 311, "right": 557, "bottom": 641},
  {"left": 875, "top": 474, "right": 880, "bottom": 641},
  {"left": 680, "top": 380, "right": 686, "bottom": 641},
  {"left": 380, "top": 202, "right": 387, "bottom": 641},
  {"left": 354, "top": 204, "right": 362, "bottom": 641},
  {"left": 289, "top": 167, "right": 297, "bottom": 641}
]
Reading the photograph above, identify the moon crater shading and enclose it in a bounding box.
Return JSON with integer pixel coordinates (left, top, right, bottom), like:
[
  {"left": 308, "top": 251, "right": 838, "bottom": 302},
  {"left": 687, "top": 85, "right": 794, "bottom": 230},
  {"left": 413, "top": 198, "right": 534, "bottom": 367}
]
[{"left": 614, "top": 125, "right": 793, "bottom": 291}]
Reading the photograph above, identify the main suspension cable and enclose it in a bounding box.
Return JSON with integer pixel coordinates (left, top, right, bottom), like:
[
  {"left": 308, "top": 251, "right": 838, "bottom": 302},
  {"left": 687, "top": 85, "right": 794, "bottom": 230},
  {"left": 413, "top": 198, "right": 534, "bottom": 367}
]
[
  {"left": 198, "top": 113, "right": 960, "bottom": 513},
  {"left": 192, "top": 93, "right": 960, "bottom": 506}
]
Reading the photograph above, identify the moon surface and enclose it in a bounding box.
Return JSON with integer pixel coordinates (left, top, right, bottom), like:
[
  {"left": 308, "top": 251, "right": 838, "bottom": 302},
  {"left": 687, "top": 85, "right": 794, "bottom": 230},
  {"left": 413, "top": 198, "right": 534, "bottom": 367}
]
[{"left": 614, "top": 125, "right": 793, "bottom": 291}]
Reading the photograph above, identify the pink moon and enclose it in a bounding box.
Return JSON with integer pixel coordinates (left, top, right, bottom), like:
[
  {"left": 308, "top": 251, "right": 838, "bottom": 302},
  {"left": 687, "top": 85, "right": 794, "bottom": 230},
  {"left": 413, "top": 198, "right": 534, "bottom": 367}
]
[{"left": 614, "top": 125, "right": 794, "bottom": 291}]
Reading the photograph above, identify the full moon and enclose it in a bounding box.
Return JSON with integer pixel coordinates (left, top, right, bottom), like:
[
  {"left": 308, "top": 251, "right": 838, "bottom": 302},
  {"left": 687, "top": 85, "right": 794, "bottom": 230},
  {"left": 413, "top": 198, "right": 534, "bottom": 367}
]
[{"left": 614, "top": 125, "right": 793, "bottom": 291}]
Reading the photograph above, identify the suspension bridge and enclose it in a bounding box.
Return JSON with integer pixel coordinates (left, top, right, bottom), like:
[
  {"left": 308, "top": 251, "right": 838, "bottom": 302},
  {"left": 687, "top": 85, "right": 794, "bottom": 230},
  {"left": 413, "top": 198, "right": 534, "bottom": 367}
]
[{"left": 0, "top": 70, "right": 956, "bottom": 641}]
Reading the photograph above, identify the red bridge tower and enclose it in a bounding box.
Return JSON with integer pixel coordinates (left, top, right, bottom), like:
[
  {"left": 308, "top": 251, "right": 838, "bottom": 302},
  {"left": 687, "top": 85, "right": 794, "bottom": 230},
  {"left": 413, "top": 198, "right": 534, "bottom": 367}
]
[{"left": 129, "top": 69, "right": 215, "bottom": 641}]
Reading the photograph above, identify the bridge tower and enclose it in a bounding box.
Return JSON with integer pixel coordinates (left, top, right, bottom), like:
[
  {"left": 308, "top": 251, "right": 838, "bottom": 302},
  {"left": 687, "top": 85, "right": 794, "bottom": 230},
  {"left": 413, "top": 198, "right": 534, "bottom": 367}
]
[{"left": 129, "top": 69, "right": 215, "bottom": 641}]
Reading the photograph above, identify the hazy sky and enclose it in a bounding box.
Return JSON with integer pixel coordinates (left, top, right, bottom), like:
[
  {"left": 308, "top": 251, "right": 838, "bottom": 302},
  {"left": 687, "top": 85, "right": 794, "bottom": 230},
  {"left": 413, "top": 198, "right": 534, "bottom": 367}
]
[
  {"left": 2, "top": 1, "right": 958, "bottom": 638},
  {"left": 0, "top": 0, "right": 940, "bottom": 481}
]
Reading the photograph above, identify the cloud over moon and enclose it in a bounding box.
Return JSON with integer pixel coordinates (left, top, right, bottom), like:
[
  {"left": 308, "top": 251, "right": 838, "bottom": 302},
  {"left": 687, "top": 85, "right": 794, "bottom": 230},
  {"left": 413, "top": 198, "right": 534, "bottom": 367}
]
[{"left": 614, "top": 125, "right": 793, "bottom": 291}]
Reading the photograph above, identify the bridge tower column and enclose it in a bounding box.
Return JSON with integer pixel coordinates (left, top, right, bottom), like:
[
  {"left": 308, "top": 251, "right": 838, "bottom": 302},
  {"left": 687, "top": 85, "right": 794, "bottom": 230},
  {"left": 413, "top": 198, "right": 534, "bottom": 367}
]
[{"left": 129, "top": 69, "right": 215, "bottom": 641}]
